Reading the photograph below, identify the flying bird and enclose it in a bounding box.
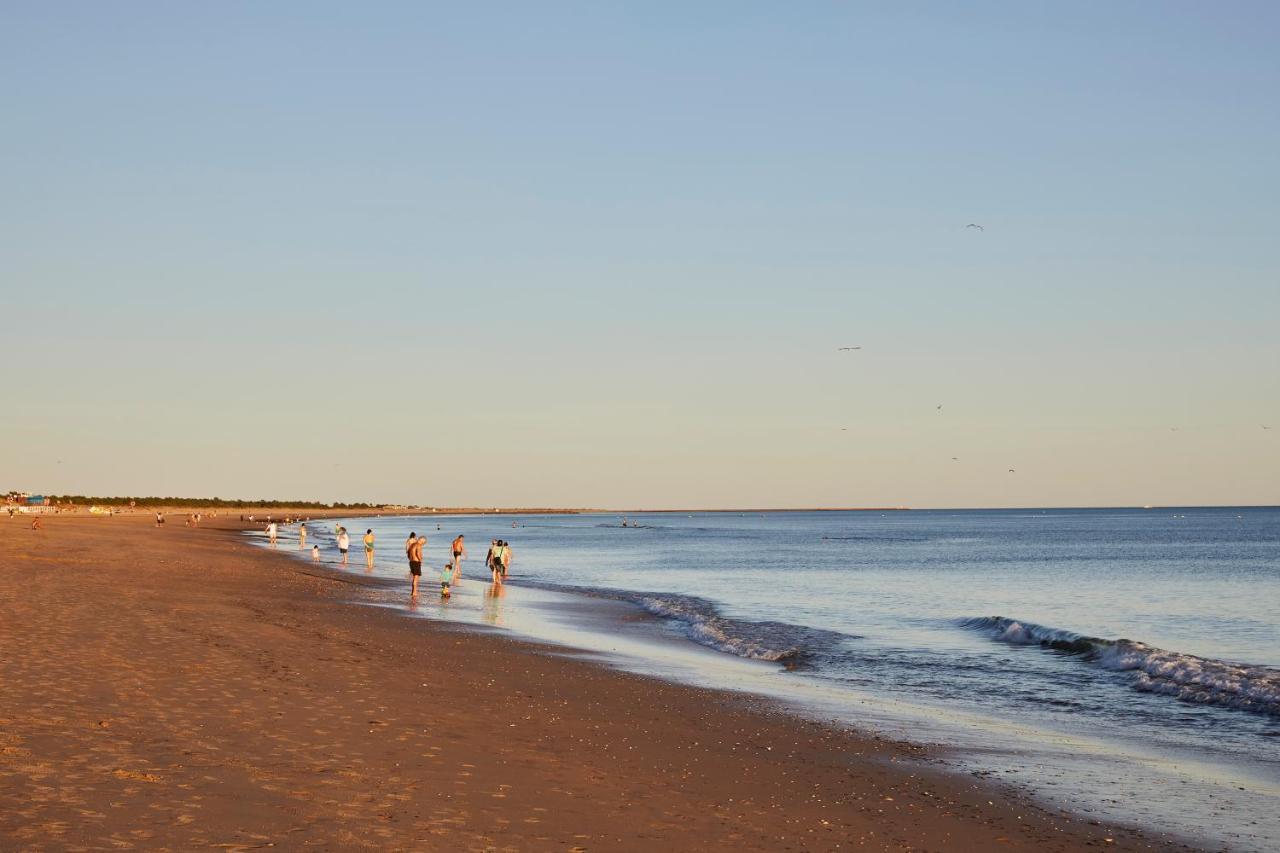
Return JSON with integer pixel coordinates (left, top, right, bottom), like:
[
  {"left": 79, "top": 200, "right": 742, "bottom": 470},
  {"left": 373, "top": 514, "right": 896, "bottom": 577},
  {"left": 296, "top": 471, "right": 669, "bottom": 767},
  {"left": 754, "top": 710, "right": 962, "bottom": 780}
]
[
  {"left": 1008, "top": 468, "right": 1016, "bottom": 473},
  {"left": 966, "top": 223, "right": 984, "bottom": 231},
  {"left": 952, "top": 457, "right": 959, "bottom": 461},
  {"left": 837, "top": 346, "right": 862, "bottom": 351},
  {"left": 936, "top": 405, "right": 943, "bottom": 411},
  {"left": 1264, "top": 425, "right": 1272, "bottom": 430}
]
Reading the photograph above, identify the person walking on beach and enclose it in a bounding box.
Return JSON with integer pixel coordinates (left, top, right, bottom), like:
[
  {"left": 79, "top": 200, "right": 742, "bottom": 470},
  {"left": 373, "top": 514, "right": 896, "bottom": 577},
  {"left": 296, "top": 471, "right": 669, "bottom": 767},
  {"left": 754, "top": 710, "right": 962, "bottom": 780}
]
[
  {"left": 337, "top": 528, "right": 350, "bottom": 566},
  {"left": 363, "top": 529, "right": 376, "bottom": 569},
  {"left": 499, "top": 540, "right": 512, "bottom": 579},
  {"left": 267, "top": 521, "right": 278, "bottom": 546},
  {"left": 487, "top": 540, "right": 502, "bottom": 585},
  {"left": 408, "top": 536, "right": 425, "bottom": 597},
  {"left": 451, "top": 535, "right": 466, "bottom": 584},
  {"left": 299, "top": 523, "right": 307, "bottom": 549}
]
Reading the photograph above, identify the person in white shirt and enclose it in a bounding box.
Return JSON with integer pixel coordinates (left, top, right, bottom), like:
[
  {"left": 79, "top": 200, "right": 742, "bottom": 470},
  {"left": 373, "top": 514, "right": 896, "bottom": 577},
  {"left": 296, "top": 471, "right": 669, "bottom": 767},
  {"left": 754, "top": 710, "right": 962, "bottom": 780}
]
[{"left": 337, "top": 528, "right": 350, "bottom": 566}]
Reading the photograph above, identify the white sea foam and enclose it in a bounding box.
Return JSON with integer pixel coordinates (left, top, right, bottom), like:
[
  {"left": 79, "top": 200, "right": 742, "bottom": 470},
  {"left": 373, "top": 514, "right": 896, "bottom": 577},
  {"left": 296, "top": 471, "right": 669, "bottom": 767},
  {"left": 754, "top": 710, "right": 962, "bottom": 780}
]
[{"left": 963, "top": 616, "right": 1280, "bottom": 717}]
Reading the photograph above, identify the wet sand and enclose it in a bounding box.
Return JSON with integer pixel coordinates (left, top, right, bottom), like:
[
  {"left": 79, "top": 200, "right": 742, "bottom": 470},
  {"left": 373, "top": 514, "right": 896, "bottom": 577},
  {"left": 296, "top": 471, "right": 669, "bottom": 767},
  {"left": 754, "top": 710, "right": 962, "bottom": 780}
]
[{"left": 1, "top": 514, "right": 1197, "bottom": 851}]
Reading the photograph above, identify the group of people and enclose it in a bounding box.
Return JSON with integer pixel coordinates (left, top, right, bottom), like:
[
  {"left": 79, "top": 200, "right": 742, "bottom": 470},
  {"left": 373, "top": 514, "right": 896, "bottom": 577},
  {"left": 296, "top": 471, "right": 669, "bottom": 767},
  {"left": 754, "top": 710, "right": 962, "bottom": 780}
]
[
  {"left": 485, "top": 539, "right": 512, "bottom": 583},
  {"left": 402, "top": 532, "right": 489, "bottom": 598},
  {"left": 260, "top": 520, "right": 513, "bottom": 600}
]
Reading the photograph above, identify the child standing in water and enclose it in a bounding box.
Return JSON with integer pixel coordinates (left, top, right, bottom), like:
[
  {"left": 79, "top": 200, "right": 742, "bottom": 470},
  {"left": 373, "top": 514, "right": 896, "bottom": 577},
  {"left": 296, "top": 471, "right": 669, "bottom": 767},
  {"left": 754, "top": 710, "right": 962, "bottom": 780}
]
[
  {"left": 439, "top": 563, "right": 453, "bottom": 598},
  {"left": 311, "top": 544, "right": 320, "bottom": 562}
]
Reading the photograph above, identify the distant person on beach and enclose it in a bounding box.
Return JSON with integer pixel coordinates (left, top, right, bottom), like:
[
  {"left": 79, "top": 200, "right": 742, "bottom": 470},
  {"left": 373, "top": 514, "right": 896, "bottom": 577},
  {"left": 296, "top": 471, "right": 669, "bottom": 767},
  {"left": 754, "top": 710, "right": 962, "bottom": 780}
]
[
  {"left": 451, "top": 535, "right": 466, "bottom": 584},
  {"left": 31, "top": 516, "right": 43, "bottom": 531},
  {"left": 299, "top": 523, "right": 307, "bottom": 549},
  {"left": 485, "top": 539, "right": 498, "bottom": 574},
  {"left": 311, "top": 544, "right": 320, "bottom": 562},
  {"left": 337, "top": 528, "right": 350, "bottom": 565},
  {"left": 155, "top": 512, "right": 165, "bottom": 527},
  {"left": 499, "top": 540, "right": 512, "bottom": 578},
  {"left": 267, "top": 521, "right": 278, "bottom": 546},
  {"left": 363, "top": 529, "right": 376, "bottom": 569},
  {"left": 439, "top": 563, "right": 453, "bottom": 598},
  {"left": 405, "top": 531, "right": 417, "bottom": 561},
  {"left": 408, "top": 536, "right": 424, "bottom": 597}
]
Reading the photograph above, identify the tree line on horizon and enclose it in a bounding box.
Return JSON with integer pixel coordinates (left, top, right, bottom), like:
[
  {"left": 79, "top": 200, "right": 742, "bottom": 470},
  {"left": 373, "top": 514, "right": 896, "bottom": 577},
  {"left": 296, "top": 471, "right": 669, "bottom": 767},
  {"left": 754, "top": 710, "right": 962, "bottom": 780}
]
[{"left": 35, "top": 494, "right": 382, "bottom": 510}]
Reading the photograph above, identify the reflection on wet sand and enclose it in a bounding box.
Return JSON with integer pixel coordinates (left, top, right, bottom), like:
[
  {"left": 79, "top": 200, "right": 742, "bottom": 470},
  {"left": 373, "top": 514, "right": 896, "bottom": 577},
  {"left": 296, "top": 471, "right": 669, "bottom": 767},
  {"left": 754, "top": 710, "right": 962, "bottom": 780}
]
[{"left": 482, "top": 582, "right": 506, "bottom": 627}]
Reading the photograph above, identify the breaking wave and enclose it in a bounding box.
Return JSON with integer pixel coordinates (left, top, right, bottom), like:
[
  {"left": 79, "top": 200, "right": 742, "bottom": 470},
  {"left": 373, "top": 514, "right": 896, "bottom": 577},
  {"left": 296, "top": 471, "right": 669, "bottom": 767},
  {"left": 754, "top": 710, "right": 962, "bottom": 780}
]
[
  {"left": 539, "top": 584, "right": 857, "bottom": 666},
  {"left": 961, "top": 616, "right": 1280, "bottom": 717}
]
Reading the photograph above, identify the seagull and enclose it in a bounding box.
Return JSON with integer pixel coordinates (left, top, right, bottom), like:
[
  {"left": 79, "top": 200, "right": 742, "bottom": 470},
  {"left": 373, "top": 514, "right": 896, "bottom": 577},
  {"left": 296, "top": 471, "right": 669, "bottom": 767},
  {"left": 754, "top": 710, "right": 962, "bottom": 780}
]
[
  {"left": 1008, "top": 468, "right": 1016, "bottom": 473},
  {"left": 1170, "top": 428, "right": 1179, "bottom": 432},
  {"left": 837, "top": 346, "right": 862, "bottom": 351},
  {"left": 951, "top": 457, "right": 959, "bottom": 461},
  {"left": 936, "top": 405, "right": 943, "bottom": 411},
  {"left": 1264, "top": 425, "right": 1272, "bottom": 430},
  {"left": 966, "top": 223, "right": 984, "bottom": 231}
]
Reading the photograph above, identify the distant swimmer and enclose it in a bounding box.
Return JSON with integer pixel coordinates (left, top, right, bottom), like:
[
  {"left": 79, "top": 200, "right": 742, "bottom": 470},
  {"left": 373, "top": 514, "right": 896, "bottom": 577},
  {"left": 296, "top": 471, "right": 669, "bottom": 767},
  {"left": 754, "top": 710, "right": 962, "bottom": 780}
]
[
  {"left": 837, "top": 346, "right": 862, "bottom": 351},
  {"left": 966, "top": 223, "right": 984, "bottom": 231}
]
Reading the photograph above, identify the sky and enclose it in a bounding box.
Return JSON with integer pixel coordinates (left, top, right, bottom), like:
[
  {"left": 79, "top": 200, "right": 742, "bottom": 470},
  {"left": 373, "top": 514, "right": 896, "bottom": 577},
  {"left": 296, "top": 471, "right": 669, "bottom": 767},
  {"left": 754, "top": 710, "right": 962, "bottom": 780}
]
[{"left": 2, "top": 2, "right": 1277, "bottom": 508}]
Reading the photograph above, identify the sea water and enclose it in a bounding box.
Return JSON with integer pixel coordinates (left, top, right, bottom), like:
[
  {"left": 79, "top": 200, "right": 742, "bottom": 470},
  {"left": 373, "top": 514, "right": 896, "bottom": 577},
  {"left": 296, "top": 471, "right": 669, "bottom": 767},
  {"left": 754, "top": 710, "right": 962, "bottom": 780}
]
[{"left": 266, "top": 508, "right": 1280, "bottom": 850}]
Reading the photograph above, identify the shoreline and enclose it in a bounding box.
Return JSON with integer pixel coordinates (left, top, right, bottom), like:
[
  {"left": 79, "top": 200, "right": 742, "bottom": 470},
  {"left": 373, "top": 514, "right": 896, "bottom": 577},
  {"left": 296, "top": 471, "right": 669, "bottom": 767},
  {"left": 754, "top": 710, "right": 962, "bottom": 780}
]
[{"left": 1, "top": 513, "right": 1198, "bottom": 850}]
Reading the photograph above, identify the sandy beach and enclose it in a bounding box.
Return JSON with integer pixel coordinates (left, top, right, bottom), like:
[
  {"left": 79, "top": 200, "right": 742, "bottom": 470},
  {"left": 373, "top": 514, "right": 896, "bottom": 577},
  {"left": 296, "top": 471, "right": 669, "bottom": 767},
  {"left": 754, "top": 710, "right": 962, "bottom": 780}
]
[{"left": 1, "top": 513, "right": 1198, "bottom": 851}]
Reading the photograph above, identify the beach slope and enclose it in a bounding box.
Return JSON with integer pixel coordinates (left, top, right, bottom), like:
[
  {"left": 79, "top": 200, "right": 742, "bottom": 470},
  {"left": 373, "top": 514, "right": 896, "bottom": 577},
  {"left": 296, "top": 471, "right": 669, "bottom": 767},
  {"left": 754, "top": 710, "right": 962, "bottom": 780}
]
[{"left": 0, "top": 515, "right": 1188, "bottom": 850}]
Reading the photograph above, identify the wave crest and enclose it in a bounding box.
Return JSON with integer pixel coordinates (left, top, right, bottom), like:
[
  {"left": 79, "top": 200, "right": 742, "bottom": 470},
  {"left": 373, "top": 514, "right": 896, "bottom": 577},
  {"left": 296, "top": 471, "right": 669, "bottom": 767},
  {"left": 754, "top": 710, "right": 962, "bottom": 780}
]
[{"left": 961, "top": 616, "right": 1280, "bottom": 717}]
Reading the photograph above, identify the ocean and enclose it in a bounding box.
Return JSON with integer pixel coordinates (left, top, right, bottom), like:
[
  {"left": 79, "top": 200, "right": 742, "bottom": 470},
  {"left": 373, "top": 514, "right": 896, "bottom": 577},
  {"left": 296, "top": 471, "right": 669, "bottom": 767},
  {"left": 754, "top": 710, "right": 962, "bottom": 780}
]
[{"left": 261, "top": 507, "right": 1280, "bottom": 851}]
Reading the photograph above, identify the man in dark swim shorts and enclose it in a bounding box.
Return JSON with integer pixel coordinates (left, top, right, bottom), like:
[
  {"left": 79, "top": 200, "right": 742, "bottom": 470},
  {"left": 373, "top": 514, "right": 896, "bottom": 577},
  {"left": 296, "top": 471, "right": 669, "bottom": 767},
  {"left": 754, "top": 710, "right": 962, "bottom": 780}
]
[{"left": 408, "top": 536, "right": 425, "bottom": 597}]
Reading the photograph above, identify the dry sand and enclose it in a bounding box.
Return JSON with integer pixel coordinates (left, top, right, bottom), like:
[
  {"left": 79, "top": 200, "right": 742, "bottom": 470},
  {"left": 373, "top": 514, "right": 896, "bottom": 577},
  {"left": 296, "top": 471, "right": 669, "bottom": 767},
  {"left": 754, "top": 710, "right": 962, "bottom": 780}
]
[{"left": 1, "top": 513, "right": 1198, "bottom": 851}]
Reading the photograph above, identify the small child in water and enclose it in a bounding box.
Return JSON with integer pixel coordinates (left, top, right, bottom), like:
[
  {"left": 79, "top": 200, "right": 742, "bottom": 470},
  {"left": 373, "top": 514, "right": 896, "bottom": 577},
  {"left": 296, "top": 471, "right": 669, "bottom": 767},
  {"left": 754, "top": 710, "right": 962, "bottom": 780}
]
[
  {"left": 440, "top": 563, "right": 453, "bottom": 598},
  {"left": 311, "top": 545, "right": 320, "bottom": 563}
]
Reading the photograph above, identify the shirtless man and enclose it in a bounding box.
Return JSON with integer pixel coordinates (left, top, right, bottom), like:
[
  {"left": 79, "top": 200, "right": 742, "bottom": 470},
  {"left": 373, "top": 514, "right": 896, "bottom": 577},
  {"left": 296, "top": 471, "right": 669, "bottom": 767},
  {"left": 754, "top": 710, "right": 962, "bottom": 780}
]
[
  {"left": 408, "top": 536, "right": 425, "bottom": 597},
  {"left": 451, "top": 535, "right": 466, "bottom": 584}
]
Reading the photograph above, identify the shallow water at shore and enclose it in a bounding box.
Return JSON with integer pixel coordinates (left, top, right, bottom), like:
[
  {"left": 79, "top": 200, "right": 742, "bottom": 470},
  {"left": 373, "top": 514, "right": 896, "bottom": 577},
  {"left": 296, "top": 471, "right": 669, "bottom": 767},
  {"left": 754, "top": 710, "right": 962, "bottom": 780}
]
[{"left": 254, "top": 507, "right": 1280, "bottom": 850}]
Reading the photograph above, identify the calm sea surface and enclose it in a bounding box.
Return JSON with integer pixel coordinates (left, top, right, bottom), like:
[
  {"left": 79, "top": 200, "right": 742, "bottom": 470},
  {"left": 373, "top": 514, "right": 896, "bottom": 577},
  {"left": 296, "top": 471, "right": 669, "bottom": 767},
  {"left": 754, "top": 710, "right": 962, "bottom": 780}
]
[{"left": 267, "top": 507, "right": 1280, "bottom": 850}]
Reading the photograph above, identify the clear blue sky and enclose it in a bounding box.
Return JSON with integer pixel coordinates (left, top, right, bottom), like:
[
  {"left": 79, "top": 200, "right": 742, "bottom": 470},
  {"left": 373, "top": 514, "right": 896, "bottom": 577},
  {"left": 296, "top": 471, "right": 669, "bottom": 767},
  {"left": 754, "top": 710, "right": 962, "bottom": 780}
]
[{"left": 3, "top": 2, "right": 1277, "bottom": 507}]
